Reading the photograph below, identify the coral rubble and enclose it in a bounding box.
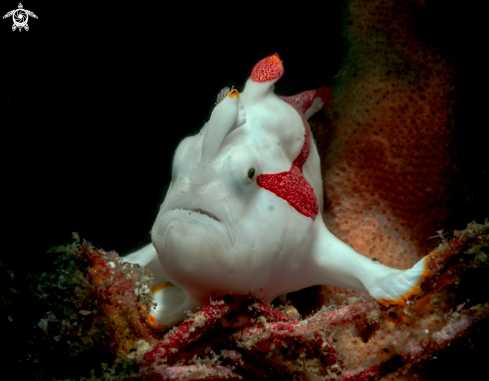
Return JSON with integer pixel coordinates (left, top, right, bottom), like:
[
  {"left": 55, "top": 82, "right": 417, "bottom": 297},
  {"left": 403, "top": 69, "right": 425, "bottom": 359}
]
[
  {"left": 2, "top": 221, "right": 487, "bottom": 380},
  {"left": 2, "top": 234, "right": 162, "bottom": 380}
]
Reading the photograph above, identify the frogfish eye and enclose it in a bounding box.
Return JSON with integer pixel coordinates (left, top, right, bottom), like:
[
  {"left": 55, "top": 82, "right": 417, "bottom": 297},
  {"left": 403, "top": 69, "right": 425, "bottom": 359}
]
[{"left": 247, "top": 166, "right": 256, "bottom": 179}]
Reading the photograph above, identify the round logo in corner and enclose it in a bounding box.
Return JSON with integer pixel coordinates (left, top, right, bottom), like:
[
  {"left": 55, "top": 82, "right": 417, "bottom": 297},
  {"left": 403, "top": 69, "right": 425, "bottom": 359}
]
[{"left": 3, "top": 3, "right": 38, "bottom": 32}]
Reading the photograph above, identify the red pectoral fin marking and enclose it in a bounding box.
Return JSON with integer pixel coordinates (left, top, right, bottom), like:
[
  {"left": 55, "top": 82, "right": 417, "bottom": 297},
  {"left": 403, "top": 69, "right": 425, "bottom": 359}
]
[
  {"left": 256, "top": 100, "right": 319, "bottom": 219},
  {"left": 257, "top": 165, "right": 319, "bottom": 219}
]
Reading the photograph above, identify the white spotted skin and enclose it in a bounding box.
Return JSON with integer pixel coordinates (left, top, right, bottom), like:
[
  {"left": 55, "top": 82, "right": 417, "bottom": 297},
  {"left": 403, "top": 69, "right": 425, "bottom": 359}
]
[{"left": 123, "top": 72, "right": 429, "bottom": 326}]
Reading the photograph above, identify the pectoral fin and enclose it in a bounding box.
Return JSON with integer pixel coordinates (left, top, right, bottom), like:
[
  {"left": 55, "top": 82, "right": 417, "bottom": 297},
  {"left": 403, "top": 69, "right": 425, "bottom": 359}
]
[{"left": 376, "top": 256, "right": 435, "bottom": 306}]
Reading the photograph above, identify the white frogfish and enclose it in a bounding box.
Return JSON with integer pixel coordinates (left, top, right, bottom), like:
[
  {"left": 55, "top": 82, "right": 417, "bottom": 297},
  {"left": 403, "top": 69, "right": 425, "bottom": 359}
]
[{"left": 124, "top": 55, "right": 432, "bottom": 328}]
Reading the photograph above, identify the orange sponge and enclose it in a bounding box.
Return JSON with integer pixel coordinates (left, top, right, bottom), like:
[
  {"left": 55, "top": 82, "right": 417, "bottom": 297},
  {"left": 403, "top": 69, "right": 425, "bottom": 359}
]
[{"left": 316, "top": 0, "right": 457, "bottom": 273}]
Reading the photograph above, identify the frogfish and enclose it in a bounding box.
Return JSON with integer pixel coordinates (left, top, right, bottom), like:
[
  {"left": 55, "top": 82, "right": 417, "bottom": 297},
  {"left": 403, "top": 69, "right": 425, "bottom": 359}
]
[{"left": 124, "top": 55, "right": 431, "bottom": 327}]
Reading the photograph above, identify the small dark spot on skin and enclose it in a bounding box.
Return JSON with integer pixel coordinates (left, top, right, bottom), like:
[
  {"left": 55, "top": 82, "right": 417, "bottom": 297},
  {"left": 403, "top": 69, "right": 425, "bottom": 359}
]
[
  {"left": 383, "top": 348, "right": 389, "bottom": 353},
  {"left": 372, "top": 257, "right": 380, "bottom": 262},
  {"left": 388, "top": 311, "right": 397, "bottom": 319}
]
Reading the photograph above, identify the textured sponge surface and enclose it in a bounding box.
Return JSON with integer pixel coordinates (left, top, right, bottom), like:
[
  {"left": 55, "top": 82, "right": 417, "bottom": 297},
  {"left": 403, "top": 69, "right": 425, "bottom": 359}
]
[{"left": 315, "top": 0, "right": 457, "bottom": 273}]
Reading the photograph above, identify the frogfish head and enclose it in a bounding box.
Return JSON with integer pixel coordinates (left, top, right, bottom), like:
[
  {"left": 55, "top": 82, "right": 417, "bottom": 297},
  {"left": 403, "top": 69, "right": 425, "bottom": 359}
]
[{"left": 151, "top": 54, "right": 331, "bottom": 300}]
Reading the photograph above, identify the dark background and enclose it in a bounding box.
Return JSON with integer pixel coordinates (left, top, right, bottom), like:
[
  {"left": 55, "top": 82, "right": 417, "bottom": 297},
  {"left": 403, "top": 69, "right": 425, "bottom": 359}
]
[
  {"left": 2, "top": 1, "right": 487, "bottom": 268},
  {"left": 2, "top": 2, "right": 347, "bottom": 265}
]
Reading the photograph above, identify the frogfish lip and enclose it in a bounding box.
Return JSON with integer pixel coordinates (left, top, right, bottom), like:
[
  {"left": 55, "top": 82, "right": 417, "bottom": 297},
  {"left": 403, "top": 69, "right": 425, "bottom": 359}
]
[
  {"left": 154, "top": 205, "right": 235, "bottom": 250},
  {"left": 188, "top": 208, "right": 220, "bottom": 222}
]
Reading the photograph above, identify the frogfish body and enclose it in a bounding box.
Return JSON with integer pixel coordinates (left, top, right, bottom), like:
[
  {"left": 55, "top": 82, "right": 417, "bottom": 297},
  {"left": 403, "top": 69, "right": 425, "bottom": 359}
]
[{"left": 124, "top": 55, "right": 431, "bottom": 327}]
